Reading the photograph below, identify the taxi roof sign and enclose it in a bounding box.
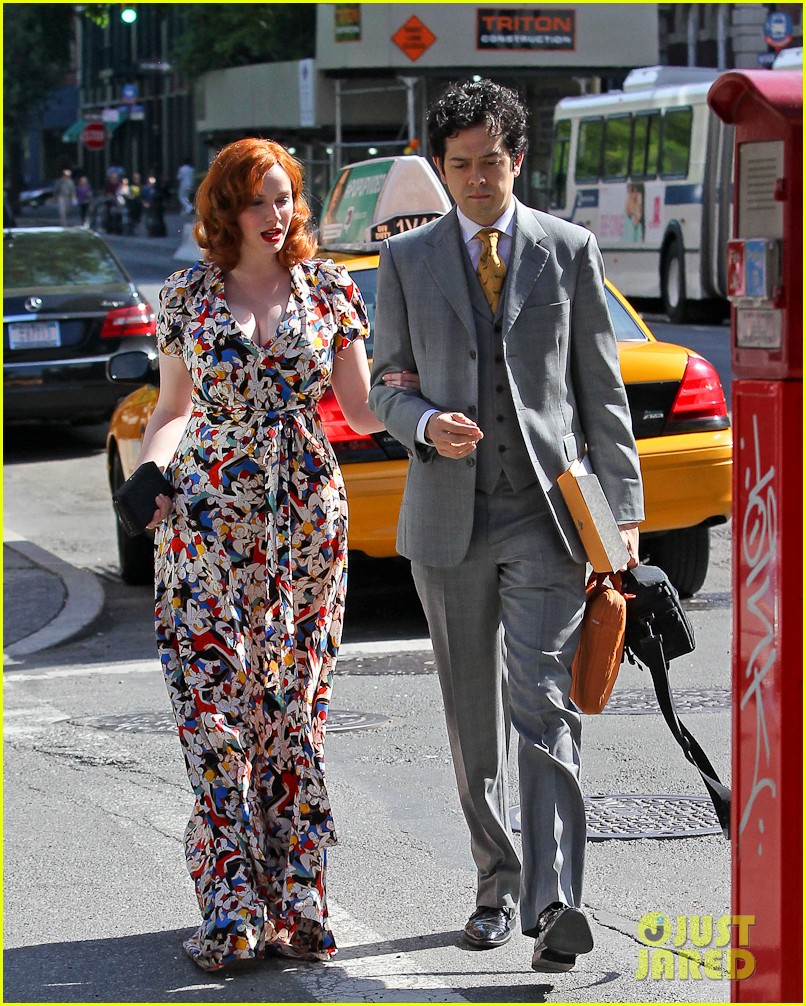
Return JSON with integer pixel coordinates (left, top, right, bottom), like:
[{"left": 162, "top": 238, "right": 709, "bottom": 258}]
[{"left": 319, "top": 155, "right": 451, "bottom": 251}]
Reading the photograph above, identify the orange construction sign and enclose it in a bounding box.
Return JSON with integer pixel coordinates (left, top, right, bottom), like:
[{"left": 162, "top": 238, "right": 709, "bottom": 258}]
[{"left": 392, "top": 16, "right": 437, "bottom": 62}]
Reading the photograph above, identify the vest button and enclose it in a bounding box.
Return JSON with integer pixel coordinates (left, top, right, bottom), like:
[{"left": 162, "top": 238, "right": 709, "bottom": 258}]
[
  {"left": 496, "top": 415, "right": 505, "bottom": 422},
  {"left": 466, "top": 457, "right": 476, "bottom": 467},
  {"left": 498, "top": 445, "right": 507, "bottom": 453},
  {"left": 496, "top": 384, "right": 505, "bottom": 393},
  {"left": 495, "top": 354, "right": 504, "bottom": 363},
  {"left": 494, "top": 320, "right": 503, "bottom": 333},
  {"left": 469, "top": 350, "right": 477, "bottom": 360},
  {"left": 468, "top": 405, "right": 477, "bottom": 416}
]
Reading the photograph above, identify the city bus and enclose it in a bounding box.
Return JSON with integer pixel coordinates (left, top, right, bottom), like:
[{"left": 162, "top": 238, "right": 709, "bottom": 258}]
[{"left": 549, "top": 65, "right": 733, "bottom": 322}]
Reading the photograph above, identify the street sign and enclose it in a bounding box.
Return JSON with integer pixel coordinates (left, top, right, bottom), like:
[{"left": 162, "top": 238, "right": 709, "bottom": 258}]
[
  {"left": 121, "top": 82, "right": 138, "bottom": 104},
  {"left": 763, "top": 11, "right": 792, "bottom": 51},
  {"left": 81, "top": 122, "right": 107, "bottom": 150},
  {"left": 391, "top": 15, "right": 437, "bottom": 62}
]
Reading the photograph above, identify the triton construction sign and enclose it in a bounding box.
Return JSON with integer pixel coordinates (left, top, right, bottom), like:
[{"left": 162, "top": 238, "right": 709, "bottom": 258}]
[
  {"left": 317, "top": 4, "right": 656, "bottom": 70},
  {"left": 476, "top": 8, "right": 576, "bottom": 50}
]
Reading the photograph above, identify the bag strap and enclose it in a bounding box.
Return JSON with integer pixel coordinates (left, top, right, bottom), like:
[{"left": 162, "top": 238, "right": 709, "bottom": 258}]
[
  {"left": 633, "top": 633, "right": 731, "bottom": 838},
  {"left": 588, "top": 571, "right": 623, "bottom": 595}
]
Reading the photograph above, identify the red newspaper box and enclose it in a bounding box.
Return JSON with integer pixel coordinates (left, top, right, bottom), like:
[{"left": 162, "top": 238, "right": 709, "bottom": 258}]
[{"left": 708, "top": 70, "right": 802, "bottom": 1004}]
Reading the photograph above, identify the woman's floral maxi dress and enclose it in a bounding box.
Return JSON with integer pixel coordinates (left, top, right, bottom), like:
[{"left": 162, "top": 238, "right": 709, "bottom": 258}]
[{"left": 153, "top": 258, "right": 369, "bottom": 971}]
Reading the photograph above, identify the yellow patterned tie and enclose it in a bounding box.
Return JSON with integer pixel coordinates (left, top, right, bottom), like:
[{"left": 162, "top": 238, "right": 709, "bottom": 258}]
[{"left": 476, "top": 228, "right": 507, "bottom": 314}]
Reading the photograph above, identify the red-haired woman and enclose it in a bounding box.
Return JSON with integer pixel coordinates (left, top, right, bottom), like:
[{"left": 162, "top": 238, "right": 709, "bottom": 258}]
[{"left": 134, "top": 139, "right": 414, "bottom": 971}]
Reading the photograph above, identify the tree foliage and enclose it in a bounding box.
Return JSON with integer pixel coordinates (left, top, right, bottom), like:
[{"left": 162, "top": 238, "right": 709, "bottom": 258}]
[
  {"left": 173, "top": 3, "right": 316, "bottom": 81},
  {"left": 3, "top": 4, "right": 74, "bottom": 138}
]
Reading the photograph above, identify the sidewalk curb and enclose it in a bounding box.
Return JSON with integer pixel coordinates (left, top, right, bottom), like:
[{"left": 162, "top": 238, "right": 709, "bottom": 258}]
[{"left": 3, "top": 531, "right": 105, "bottom": 661}]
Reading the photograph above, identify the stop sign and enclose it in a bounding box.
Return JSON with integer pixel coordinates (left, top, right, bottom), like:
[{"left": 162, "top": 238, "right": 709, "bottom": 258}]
[{"left": 81, "top": 122, "right": 107, "bottom": 150}]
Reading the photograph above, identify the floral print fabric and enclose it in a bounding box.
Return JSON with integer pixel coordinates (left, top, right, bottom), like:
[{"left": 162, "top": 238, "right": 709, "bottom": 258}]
[{"left": 153, "top": 258, "right": 368, "bottom": 970}]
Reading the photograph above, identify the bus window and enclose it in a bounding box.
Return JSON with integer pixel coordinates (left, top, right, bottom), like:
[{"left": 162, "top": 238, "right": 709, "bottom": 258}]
[
  {"left": 576, "top": 118, "right": 604, "bottom": 181},
  {"left": 603, "top": 115, "right": 631, "bottom": 180},
  {"left": 550, "top": 120, "right": 571, "bottom": 208},
  {"left": 631, "top": 112, "right": 660, "bottom": 177},
  {"left": 660, "top": 107, "right": 693, "bottom": 177}
]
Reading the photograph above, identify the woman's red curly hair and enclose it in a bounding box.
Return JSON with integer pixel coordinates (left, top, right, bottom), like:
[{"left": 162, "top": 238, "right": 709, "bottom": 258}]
[{"left": 193, "top": 138, "right": 317, "bottom": 272}]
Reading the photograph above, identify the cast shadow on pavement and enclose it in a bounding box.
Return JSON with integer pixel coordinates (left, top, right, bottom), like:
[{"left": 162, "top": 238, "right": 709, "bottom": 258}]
[{"left": 3, "top": 927, "right": 622, "bottom": 1003}]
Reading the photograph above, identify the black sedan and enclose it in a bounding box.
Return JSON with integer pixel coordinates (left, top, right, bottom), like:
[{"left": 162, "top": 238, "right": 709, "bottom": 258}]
[{"left": 3, "top": 227, "right": 157, "bottom": 424}]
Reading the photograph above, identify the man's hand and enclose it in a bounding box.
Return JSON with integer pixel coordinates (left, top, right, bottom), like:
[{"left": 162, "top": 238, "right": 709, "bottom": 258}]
[
  {"left": 425, "top": 412, "right": 483, "bottom": 459},
  {"left": 618, "top": 522, "right": 640, "bottom": 570}
]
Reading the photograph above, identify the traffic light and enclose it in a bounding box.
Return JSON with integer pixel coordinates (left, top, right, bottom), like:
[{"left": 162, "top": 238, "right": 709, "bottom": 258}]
[{"left": 120, "top": 4, "right": 138, "bottom": 23}]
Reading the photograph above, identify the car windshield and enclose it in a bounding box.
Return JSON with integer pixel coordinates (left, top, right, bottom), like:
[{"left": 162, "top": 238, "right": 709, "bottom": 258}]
[
  {"left": 348, "top": 268, "right": 647, "bottom": 351},
  {"left": 3, "top": 230, "right": 128, "bottom": 292}
]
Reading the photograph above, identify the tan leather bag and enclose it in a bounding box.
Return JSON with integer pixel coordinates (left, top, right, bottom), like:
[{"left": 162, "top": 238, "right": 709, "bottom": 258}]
[{"left": 570, "top": 572, "right": 626, "bottom": 714}]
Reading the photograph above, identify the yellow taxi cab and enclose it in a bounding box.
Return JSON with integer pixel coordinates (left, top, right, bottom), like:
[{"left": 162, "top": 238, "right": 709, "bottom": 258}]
[{"left": 106, "top": 157, "right": 731, "bottom": 597}]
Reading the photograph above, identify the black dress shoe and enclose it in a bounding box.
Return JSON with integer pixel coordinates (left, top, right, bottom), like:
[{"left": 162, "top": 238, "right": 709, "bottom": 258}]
[
  {"left": 531, "top": 903, "right": 593, "bottom": 973},
  {"left": 463, "top": 906, "right": 515, "bottom": 948}
]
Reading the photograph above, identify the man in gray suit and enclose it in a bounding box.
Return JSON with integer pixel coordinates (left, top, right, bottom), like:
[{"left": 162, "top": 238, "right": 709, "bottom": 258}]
[{"left": 369, "top": 80, "right": 643, "bottom": 972}]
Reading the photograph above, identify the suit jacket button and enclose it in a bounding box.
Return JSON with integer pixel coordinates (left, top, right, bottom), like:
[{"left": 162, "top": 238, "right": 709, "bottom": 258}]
[
  {"left": 469, "top": 350, "right": 477, "bottom": 360},
  {"left": 466, "top": 457, "right": 476, "bottom": 467}
]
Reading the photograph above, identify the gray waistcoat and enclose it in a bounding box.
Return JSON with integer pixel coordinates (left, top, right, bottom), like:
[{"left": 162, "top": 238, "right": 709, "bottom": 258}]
[{"left": 461, "top": 250, "right": 537, "bottom": 495}]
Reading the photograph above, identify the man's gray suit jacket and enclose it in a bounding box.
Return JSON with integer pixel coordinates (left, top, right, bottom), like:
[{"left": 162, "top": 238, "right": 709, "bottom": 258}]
[{"left": 368, "top": 200, "right": 644, "bottom": 567}]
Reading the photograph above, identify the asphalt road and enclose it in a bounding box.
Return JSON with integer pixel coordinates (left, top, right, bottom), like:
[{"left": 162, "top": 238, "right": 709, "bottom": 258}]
[{"left": 3, "top": 222, "right": 735, "bottom": 1003}]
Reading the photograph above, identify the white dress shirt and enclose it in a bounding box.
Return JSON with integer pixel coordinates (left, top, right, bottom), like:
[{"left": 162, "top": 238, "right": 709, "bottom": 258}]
[{"left": 415, "top": 202, "right": 516, "bottom": 444}]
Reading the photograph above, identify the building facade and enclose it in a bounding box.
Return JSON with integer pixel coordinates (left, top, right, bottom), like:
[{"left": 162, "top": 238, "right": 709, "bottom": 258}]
[
  {"left": 44, "top": 4, "right": 802, "bottom": 212},
  {"left": 193, "top": 3, "right": 801, "bottom": 211},
  {"left": 65, "top": 5, "right": 195, "bottom": 196}
]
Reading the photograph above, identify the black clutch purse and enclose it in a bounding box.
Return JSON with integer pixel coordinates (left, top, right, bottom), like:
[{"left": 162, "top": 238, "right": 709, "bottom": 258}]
[{"left": 112, "top": 461, "right": 175, "bottom": 538}]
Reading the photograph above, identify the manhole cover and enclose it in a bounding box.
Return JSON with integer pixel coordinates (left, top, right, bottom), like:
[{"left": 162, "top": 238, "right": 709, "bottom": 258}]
[
  {"left": 328, "top": 710, "right": 389, "bottom": 732},
  {"left": 510, "top": 795, "right": 722, "bottom": 840},
  {"left": 74, "top": 711, "right": 176, "bottom": 734},
  {"left": 336, "top": 654, "right": 435, "bottom": 675},
  {"left": 602, "top": 688, "right": 730, "bottom": 715},
  {"left": 73, "top": 709, "right": 389, "bottom": 735}
]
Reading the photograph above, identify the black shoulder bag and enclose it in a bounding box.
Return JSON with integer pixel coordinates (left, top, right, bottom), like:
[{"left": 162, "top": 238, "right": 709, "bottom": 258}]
[{"left": 622, "top": 563, "right": 731, "bottom": 838}]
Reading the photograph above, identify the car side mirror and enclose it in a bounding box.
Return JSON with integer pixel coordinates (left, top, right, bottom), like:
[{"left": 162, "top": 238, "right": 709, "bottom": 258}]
[{"left": 106, "top": 349, "right": 159, "bottom": 386}]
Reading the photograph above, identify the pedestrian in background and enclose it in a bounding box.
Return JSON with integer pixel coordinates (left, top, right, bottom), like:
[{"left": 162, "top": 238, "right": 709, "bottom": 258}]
[
  {"left": 118, "top": 176, "right": 133, "bottom": 233},
  {"left": 132, "top": 137, "right": 415, "bottom": 971},
  {"left": 370, "top": 79, "right": 643, "bottom": 973},
  {"left": 53, "top": 167, "right": 76, "bottom": 226},
  {"left": 125, "top": 172, "right": 144, "bottom": 234},
  {"left": 103, "top": 169, "right": 124, "bottom": 234},
  {"left": 176, "top": 156, "right": 195, "bottom": 214},
  {"left": 142, "top": 172, "right": 167, "bottom": 237},
  {"left": 75, "top": 176, "right": 93, "bottom": 227}
]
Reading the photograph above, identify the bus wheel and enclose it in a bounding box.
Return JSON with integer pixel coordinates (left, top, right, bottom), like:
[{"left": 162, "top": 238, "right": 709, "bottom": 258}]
[
  {"left": 645, "top": 525, "right": 710, "bottom": 598},
  {"left": 661, "top": 238, "right": 688, "bottom": 324}
]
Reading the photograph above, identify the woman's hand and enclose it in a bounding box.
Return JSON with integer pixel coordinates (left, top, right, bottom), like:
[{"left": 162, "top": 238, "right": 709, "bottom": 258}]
[
  {"left": 382, "top": 369, "right": 420, "bottom": 392},
  {"left": 146, "top": 493, "right": 174, "bottom": 530}
]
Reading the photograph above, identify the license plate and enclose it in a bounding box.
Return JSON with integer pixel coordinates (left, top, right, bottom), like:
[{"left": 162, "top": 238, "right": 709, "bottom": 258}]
[{"left": 8, "top": 321, "right": 61, "bottom": 349}]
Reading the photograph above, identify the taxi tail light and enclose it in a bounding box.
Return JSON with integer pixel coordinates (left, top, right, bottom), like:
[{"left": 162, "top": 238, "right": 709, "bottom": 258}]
[
  {"left": 667, "top": 356, "right": 729, "bottom": 426},
  {"left": 317, "top": 389, "right": 378, "bottom": 451},
  {"left": 100, "top": 303, "right": 157, "bottom": 339}
]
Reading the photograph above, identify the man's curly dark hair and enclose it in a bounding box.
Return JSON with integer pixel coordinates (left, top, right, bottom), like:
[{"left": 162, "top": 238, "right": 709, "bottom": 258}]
[{"left": 427, "top": 79, "right": 529, "bottom": 167}]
